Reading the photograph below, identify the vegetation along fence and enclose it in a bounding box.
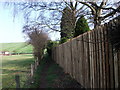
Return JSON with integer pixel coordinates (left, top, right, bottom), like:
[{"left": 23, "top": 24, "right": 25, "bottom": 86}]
[{"left": 52, "top": 16, "right": 120, "bottom": 88}]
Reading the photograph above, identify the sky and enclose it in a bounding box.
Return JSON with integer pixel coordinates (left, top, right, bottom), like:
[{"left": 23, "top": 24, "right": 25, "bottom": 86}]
[
  {"left": 0, "top": 0, "right": 117, "bottom": 43},
  {"left": 0, "top": 2, "right": 60, "bottom": 43},
  {"left": 0, "top": 3, "right": 26, "bottom": 43}
]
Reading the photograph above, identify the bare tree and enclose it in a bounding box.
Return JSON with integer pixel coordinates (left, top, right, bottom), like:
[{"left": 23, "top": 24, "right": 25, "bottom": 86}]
[
  {"left": 4, "top": 0, "right": 120, "bottom": 41},
  {"left": 76, "top": 0, "right": 120, "bottom": 28},
  {"left": 4, "top": 1, "right": 85, "bottom": 36},
  {"left": 23, "top": 25, "right": 49, "bottom": 60}
]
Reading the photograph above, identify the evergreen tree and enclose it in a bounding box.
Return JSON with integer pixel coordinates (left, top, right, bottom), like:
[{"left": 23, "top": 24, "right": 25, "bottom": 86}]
[
  {"left": 74, "top": 15, "right": 90, "bottom": 37},
  {"left": 60, "top": 6, "right": 76, "bottom": 39}
]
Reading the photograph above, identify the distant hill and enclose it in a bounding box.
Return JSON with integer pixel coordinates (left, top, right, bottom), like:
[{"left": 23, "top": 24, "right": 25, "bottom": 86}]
[{"left": 0, "top": 42, "right": 33, "bottom": 54}]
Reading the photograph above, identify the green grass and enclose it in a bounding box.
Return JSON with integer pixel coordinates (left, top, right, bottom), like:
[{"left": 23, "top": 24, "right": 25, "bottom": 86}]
[
  {"left": 28, "top": 58, "right": 46, "bottom": 88},
  {"left": 1, "top": 54, "right": 34, "bottom": 88},
  {"left": 0, "top": 42, "right": 33, "bottom": 53},
  {"left": 46, "top": 64, "right": 60, "bottom": 88},
  {"left": 46, "top": 62, "right": 59, "bottom": 85},
  {"left": 28, "top": 54, "right": 61, "bottom": 88},
  {"left": 25, "top": 54, "right": 82, "bottom": 88}
]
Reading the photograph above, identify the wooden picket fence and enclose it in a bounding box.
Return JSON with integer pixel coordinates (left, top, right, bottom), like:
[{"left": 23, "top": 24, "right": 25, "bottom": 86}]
[{"left": 52, "top": 16, "right": 120, "bottom": 88}]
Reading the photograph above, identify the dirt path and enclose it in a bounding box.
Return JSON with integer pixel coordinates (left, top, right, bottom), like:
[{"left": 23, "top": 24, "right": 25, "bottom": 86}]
[
  {"left": 38, "top": 58, "right": 84, "bottom": 88},
  {"left": 39, "top": 60, "right": 50, "bottom": 88}
]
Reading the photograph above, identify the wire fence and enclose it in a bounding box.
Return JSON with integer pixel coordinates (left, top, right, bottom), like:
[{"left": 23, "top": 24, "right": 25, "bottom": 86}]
[
  {"left": 2, "top": 58, "right": 39, "bottom": 89},
  {"left": 18, "top": 58, "right": 39, "bottom": 88}
]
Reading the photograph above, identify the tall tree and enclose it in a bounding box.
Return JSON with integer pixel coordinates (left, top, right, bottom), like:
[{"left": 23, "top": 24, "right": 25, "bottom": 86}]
[{"left": 60, "top": 6, "right": 76, "bottom": 39}]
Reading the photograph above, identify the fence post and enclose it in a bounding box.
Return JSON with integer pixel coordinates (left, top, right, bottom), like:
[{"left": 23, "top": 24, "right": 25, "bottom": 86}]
[
  {"left": 34, "top": 60, "right": 37, "bottom": 70},
  {"left": 31, "top": 64, "right": 34, "bottom": 77},
  {"left": 15, "top": 75, "right": 20, "bottom": 89},
  {"left": 37, "top": 57, "right": 39, "bottom": 66},
  {"left": 35, "top": 59, "right": 39, "bottom": 69}
]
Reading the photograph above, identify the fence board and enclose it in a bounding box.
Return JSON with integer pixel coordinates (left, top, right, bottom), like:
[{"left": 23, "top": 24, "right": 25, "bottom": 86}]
[
  {"left": 100, "top": 25, "right": 105, "bottom": 88},
  {"left": 65, "top": 43, "right": 68, "bottom": 73},
  {"left": 93, "top": 29, "right": 98, "bottom": 88},
  {"left": 106, "top": 23, "right": 111, "bottom": 88},
  {"left": 75, "top": 38, "right": 79, "bottom": 81},
  {"left": 87, "top": 32, "right": 90, "bottom": 88},
  {"left": 82, "top": 34, "right": 86, "bottom": 87},
  {"left": 109, "top": 44, "right": 115, "bottom": 88},
  {"left": 96, "top": 27, "right": 100, "bottom": 88},
  {"left": 98, "top": 26, "right": 103, "bottom": 88},
  {"left": 70, "top": 40, "right": 73, "bottom": 77},
  {"left": 91, "top": 31, "right": 95, "bottom": 88},
  {"left": 72, "top": 39, "right": 76, "bottom": 79},
  {"left": 77, "top": 36, "right": 83, "bottom": 85},
  {"left": 88, "top": 31, "right": 92, "bottom": 88},
  {"left": 118, "top": 51, "right": 120, "bottom": 89},
  {"left": 114, "top": 52, "right": 119, "bottom": 88},
  {"left": 67, "top": 41, "right": 71, "bottom": 75},
  {"left": 81, "top": 35, "right": 85, "bottom": 86},
  {"left": 74, "top": 39, "right": 77, "bottom": 79}
]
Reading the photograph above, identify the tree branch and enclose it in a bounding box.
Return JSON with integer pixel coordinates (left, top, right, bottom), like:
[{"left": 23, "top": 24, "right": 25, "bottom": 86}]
[
  {"left": 45, "top": 22, "right": 61, "bottom": 32},
  {"left": 76, "top": 0, "right": 96, "bottom": 15},
  {"left": 102, "top": 5, "right": 120, "bottom": 19}
]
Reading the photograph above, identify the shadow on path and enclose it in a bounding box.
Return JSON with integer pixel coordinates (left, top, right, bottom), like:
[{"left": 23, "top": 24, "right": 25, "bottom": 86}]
[{"left": 38, "top": 56, "right": 85, "bottom": 88}]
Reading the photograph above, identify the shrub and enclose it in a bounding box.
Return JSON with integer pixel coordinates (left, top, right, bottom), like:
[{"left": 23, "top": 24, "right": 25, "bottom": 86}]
[
  {"left": 59, "top": 37, "right": 68, "bottom": 44},
  {"left": 74, "top": 15, "right": 90, "bottom": 37},
  {"left": 46, "top": 41, "right": 58, "bottom": 56}
]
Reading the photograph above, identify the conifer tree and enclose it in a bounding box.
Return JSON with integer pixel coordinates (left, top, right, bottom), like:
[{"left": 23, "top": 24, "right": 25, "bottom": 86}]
[{"left": 74, "top": 15, "right": 90, "bottom": 37}]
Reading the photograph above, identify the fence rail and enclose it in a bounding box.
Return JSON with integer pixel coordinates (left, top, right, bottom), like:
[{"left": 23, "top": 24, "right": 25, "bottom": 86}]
[{"left": 52, "top": 16, "right": 120, "bottom": 88}]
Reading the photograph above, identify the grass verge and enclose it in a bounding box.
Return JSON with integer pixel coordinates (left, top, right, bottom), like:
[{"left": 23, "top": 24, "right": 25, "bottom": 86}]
[
  {"left": 2, "top": 54, "right": 34, "bottom": 88},
  {"left": 27, "top": 59, "right": 46, "bottom": 88}
]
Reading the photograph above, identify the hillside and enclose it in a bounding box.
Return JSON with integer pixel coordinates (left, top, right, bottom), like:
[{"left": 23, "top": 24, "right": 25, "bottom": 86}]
[{"left": 0, "top": 42, "right": 33, "bottom": 54}]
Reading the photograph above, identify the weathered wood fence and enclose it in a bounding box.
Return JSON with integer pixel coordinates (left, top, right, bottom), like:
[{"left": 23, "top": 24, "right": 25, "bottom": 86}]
[
  {"left": 30, "top": 58, "right": 39, "bottom": 77},
  {"left": 52, "top": 16, "right": 120, "bottom": 88},
  {"left": 14, "top": 58, "right": 39, "bottom": 88}
]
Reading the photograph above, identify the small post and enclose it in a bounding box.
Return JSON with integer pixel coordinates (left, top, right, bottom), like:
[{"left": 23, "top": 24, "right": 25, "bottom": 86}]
[
  {"left": 37, "top": 57, "right": 39, "bottom": 66},
  {"left": 37, "top": 59, "right": 39, "bottom": 66},
  {"left": 35, "top": 60, "right": 37, "bottom": 70},
  {"left": 31, "top": 64, "right": 34, "bottom": 77},
  {"left": 15, "top": 75, "right": 20, "bottom": 89}
]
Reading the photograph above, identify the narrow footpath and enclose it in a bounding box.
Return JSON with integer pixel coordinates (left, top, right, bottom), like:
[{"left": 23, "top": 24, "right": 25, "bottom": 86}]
[
  {"left": 38, "top": 56, "right": 84, "bottom": 88},
  {"left": 39, "top": 59, "right": 50, "bottom": 88}
]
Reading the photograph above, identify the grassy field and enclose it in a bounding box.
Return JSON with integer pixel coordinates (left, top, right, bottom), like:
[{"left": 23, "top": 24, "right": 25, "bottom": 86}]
[
  {"left": 0, "top": 42, "right": 33, "bottom": 54},
  {"left": 1, "top": 54, "right": 34, "bottom": 88}
]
